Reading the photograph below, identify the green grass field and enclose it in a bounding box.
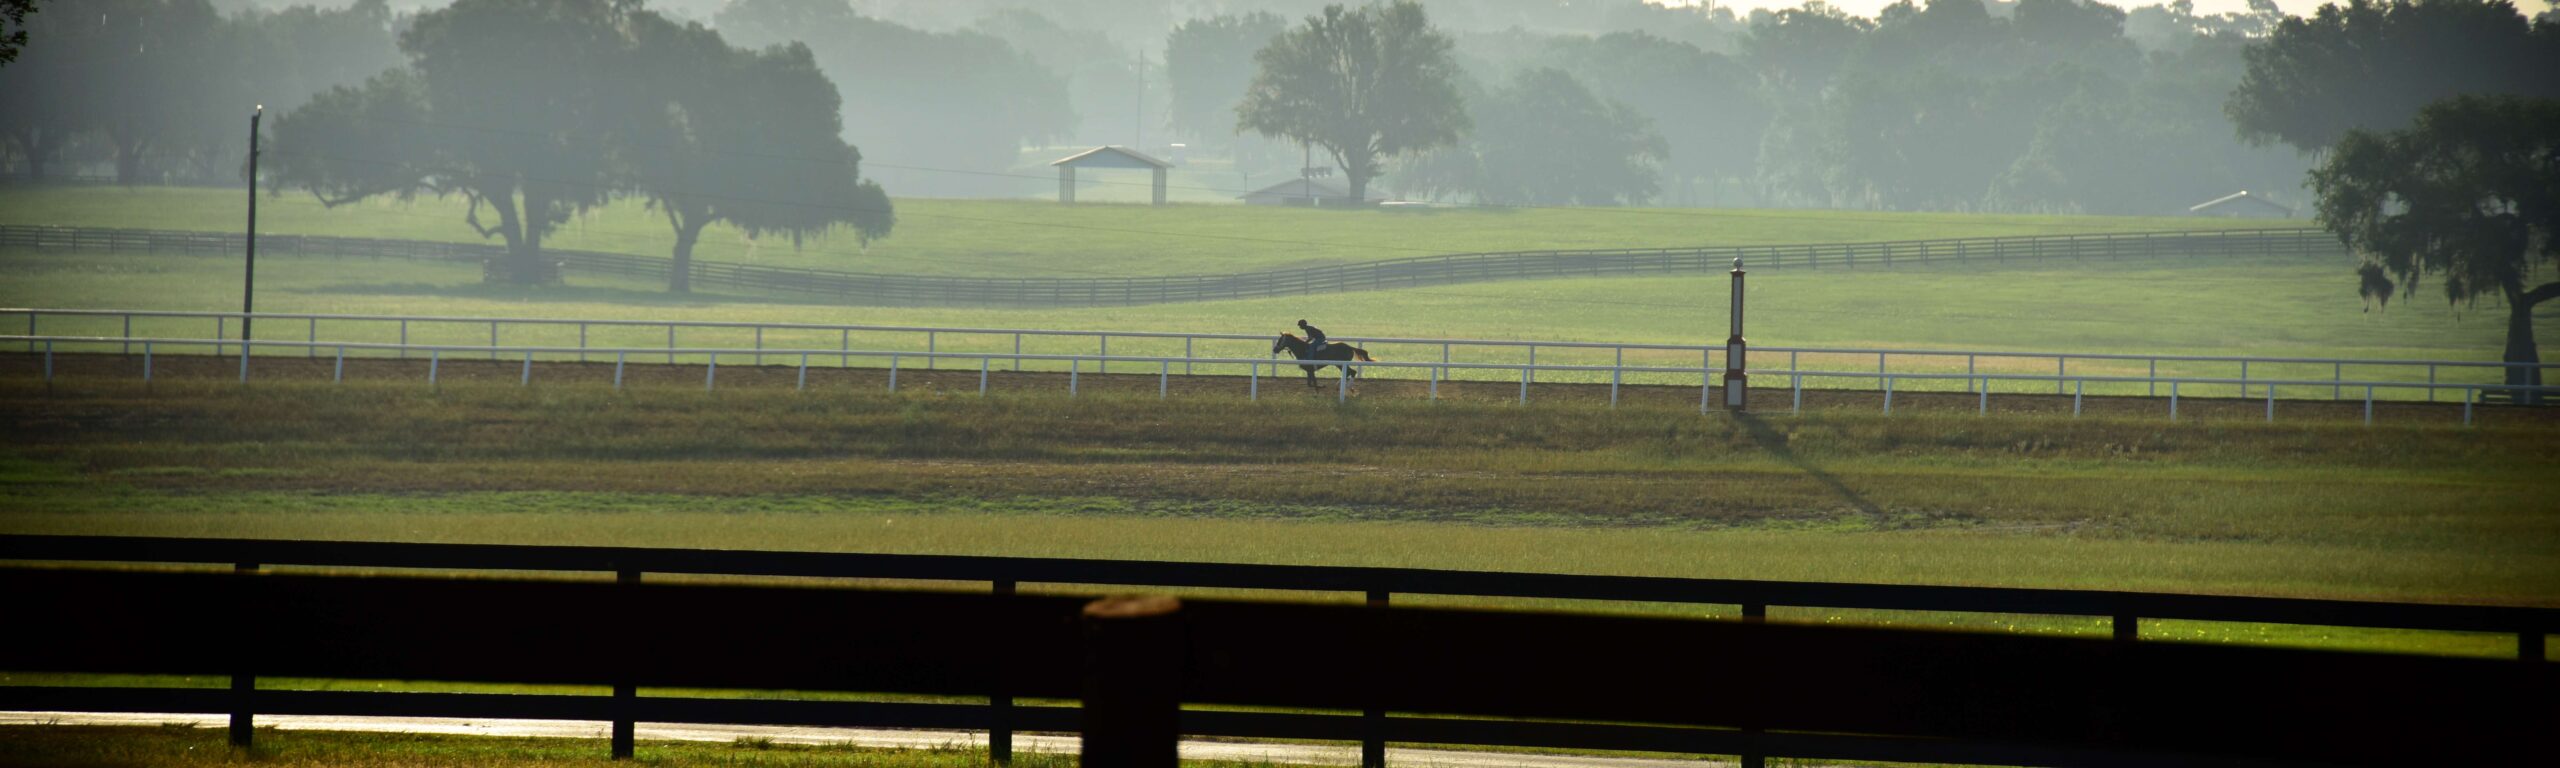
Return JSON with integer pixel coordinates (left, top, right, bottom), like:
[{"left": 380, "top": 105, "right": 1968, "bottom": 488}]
[
  {"left": 8, "top": 247, "right": 2548, "bottom": 393},
  {"left": 5, "top": 379, "right": 2552, "bottom": 654},
  {"left": 0, "top": 185, "right": 2296, "bottom": 278}
]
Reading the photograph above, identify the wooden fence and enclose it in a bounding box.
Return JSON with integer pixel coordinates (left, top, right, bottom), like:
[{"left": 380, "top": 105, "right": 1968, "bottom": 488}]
[
  {"left": 2, "top": 535, "right": 2551, "bottom": 767},
  {"left": 0, "top": 224, "right": 2343, "bottom": 307}
]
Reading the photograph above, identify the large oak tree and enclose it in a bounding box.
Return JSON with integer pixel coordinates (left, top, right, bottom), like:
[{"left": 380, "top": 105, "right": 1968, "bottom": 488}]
[
  {"left": 626, "top": 16, "right": 890, "bottom": 293},
  {"left": 2313, "top": 95, "right": 2559, "bottom": 396},
  {"left": 1237, "top": 1, "right": 1468, "bottom": 203}
]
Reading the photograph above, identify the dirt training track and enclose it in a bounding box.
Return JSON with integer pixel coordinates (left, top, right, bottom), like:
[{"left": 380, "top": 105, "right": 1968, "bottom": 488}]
[{"left": 9, "top": 352, "right": 2550, "bottom": 428}]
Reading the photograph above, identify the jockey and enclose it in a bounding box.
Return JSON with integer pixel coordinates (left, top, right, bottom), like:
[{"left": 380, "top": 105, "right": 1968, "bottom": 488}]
[{"left": 1297, "top": 319, "right": 1329, "bottom": 353}]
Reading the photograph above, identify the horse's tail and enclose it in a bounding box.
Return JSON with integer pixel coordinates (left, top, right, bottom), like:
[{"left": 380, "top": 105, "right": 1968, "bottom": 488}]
[{"left": 1355, "top": 348, "right": 1376, "bottom": 362}]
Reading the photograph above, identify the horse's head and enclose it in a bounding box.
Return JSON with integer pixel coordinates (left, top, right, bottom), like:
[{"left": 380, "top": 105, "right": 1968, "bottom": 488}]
[{"left": 1271, "top": 333, "right": 1296, "bottom": 355}]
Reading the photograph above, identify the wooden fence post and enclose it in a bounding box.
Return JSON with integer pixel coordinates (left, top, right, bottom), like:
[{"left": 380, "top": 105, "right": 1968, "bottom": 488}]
[
  {"left": 980, "top": 579, "right": 1020, "bottom": 764},
  {"left": 1364, "top": 590, "right": 1390, "bottom": 768},
  {"left": 230, "top": 561, "right": 259, "bottom": 748},
  {"left": 612, "top": 569, "right": 640, "bottom": 759},
  {"left": 1082, "top": 596, "right": 1183, "bottom": 768}
]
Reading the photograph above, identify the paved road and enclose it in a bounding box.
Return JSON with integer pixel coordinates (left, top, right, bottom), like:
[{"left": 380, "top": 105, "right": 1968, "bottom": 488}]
[{"left": 2, "top": 711, "right": 1724, "bottom": 767}]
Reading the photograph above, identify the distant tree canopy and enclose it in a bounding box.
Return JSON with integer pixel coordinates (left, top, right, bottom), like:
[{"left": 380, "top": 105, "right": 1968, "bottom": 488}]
[
  {"left": 715, "top": 0, "right": 1070, "bottom": 197},
  {"left": 2230, "top": 0, "right": 2560, "bottom": 154},
  {"left": 1165, "top": 12, "right": 1286, "bottom": 150},
  {"left": 0, "top": 0, "right": 396, "bottom": 183},
  {"left": 1239, "top": 1, "right": 1469, "bottom": 203},
  {"left": 2312, "top": 95, "right": 2560, "bottom": 393},
  {"left": 272, "top": 0, "right": 890, "bottom": 286},
  {"left": 1537, "top": 31, "right": 1765, "bottom": 206},
  {"left": 1, "top": 0, "right": 35, "bottom": 66},
  {"left": 1397, "top": 68, "right": 1666, "bottom": 207}
]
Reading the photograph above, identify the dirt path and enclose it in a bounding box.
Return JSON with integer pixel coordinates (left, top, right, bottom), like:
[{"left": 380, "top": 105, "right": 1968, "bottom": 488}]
[{"left": 1, "top": 711, "right": 1725, "bottom": 767}]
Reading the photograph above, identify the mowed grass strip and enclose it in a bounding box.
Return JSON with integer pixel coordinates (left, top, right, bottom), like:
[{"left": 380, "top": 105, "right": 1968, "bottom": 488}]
[
  {"left": 0, "top": 724, "right": 1307, "bottom": 767},
  {"left": 3, "top": 378, "right": 2553, "bottom": 616},
  {"left": 0, "top": 185, "right": 2294, "bottom": 278}
]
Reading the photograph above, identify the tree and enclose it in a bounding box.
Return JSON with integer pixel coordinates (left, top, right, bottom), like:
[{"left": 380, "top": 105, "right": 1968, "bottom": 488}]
[
  {"left": 715, "top": 0, "right": 1070, "bottom": 197},
  {"left": 2229, "top": 0, "right": 2557, "bottom": 154},
  {"left": 626, "top": 17, "right": 891, "bottom": 293},
  {"left": 2311, "top": 95, "right": 2560, "bottom": 396},
  {"left": 1539, "top": 32, "right": 1766, "bottom": 206},
  {"left": 271, "top": 0, "right": 649, "bottom": 284},
  {"left": 1238, "top": 1, "right": 1469, "bottom": 202},
  {"left": 1164, "top": 12, "right": 1286, "bottom": 148},
  {"left": 1399, "top": 68, "right": 1665, "bottom": 206},
  {"left": 1, "top": 0, "right": 34, "bottom": 66}
]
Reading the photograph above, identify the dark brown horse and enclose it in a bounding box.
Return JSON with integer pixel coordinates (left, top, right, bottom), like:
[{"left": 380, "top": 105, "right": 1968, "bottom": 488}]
[{"left": 1273, "top": 333, "right": 1375, "bottom": 387}]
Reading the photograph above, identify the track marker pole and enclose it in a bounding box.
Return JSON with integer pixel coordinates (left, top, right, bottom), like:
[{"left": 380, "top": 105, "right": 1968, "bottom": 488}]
[
  {"left": 1883, "top": 376, "right": 1894, "bottom": 414},
  {"left": 1791, "top": 374, "right": 1802, "bottom": 415},
  {"left": 980, "top": 358, "right": 989, "bottom": 396},
  {"left": 429, "top": 350, "right": 440, "bottom": 387},
  {"left": 521, "top": 352, "right": 532, "bottom": 386},
  {"left": 705, "top": 356, "right": 717, "bottom": 392},
  {"left": 614, "top": 352, "right": 626, "bottom": 390},
  {"left": 143, "top": 343, "right": 153, "bottom": 383},
  {"left": 889, "top": 356, "right": 899, "bottom": 392},
  {"left": 798, "top": 354, "right": 809, "bottom": 391},
  {"left": 334, "top": 347, "right": 345, "bottom": 384}
]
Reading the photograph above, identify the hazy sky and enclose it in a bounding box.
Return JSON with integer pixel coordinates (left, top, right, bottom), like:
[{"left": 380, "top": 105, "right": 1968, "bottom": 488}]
[{"left": 1671, "top": 0, "right": 2335, "bottom": 18}]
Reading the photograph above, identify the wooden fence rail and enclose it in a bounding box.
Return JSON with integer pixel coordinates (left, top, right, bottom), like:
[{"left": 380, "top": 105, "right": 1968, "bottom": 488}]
[
  {"left": 0, "top": 224, "right": 2343, "bottom": 307},
  {"left": 2, "top": 535, "right": 2553, "bottom": 767},
  {"left": 1, "top": 566, "right": 2550, "bottom": 768}
]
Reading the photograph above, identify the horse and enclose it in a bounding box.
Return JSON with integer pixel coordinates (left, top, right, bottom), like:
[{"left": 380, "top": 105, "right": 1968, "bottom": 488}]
[{"left": 1273, "top": 333, "right": 1376, "bottom": 388}]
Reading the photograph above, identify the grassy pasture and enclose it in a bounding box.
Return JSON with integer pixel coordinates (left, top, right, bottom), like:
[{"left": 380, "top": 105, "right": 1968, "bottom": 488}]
[
  {"left": 7, "top": 248, "right": 2545, "bottom": 389},
  {"left": 0, "top": 185, "right": 2294, "bottom": 278},
  {"left": 3, "top": 378, "right": 2551, "bottom": 651}
]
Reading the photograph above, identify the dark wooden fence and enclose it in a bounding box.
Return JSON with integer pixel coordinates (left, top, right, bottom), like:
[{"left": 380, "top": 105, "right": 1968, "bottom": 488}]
[
  {"left": 0, "top": 224, "right": 2343, "bottom": 307},
  {"left": 1, "top": 535, "right": 2551, "bottom": 767}
]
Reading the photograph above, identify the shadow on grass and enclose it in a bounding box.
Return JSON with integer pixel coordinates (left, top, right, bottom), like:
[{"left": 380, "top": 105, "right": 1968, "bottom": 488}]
[{"left": 1733, "top": 412, "right": 1885, "bottom": 521}]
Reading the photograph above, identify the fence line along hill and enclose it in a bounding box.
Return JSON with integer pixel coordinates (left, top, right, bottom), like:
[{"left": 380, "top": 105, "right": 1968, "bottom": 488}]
[{"left": 2, "top": 224, "right": 2341, "bottom": 307}]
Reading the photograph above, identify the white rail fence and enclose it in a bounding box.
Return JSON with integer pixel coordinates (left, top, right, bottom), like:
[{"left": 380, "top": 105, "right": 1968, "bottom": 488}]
[
  {"left": 11, "top": 333, "right": 2556, "bottom": 428},
  {"left": 7, "top": 308, "right": 2552, "bottom": 404}
]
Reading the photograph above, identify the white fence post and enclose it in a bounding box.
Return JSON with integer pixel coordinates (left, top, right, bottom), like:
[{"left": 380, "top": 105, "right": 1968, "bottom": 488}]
[
  {"left": 980, "top": 358, "right": 989, "bottom": 396},
  {"left": 1338, "top": 365, "right": 1349, "bottom": 403},
  {"left": 2266, "top": 385, "right": 2275, "bottom": 422},
  {"left": 798, "top": 354, "right": 809, "bottom": 391},
  {"left": 1249, "top": 363, "right": 1259, "bottom": 401},
  {"left": 2073, "top": 379, "right": 2083, "bottom": 417},
  {"left": 889, "top": 356, "right": 899, "bottom": 392},
  {"left": 143, "top": 342, "right": 153, "bottom": 382},
  {"left": 1883, "top": 376, "right": 1894, "bottom": 414},
  {"left": 1162, "top": 361, "right": 1171, "bottom": 399},
  {"left": 521, "top": 352, "right": 532, "bottom": 386},
  {"left": 429, "top": 350, "right": 440, "bottom": 387},
  {"left": 1518, "top": 367, "right": 1529, "bottom": 405},
  {"left": 614, "top": 352, "right": 626, "bottom": 390},
  {"left": 2169, "top": 381, "right": 2179, "bottom": 421},
  {"left": 1978, "top": 383, "right": 1987, "bottom": 415},
  {"left": 399, "top": 320, "right": 408, "bottom": 360},
  {"left": 705, "top": 356, "right": 717, "bottom": 391},
  {"left": 1070, "top": 359, "right": 1079, "bottom": 397},
  {"left": 2364, "top": 386, "right": 2374, "bottom": 426}
]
